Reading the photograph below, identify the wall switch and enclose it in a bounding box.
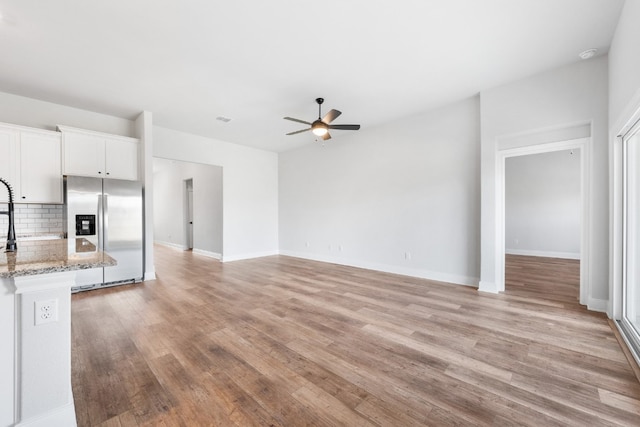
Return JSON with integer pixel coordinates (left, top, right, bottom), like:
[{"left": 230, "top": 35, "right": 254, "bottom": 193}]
[
  {"left": 35, "top": 299, "right": 58, "bottom": 325},
  {"left": 404, "top": 251, "right": 411, "bottom": 260}
]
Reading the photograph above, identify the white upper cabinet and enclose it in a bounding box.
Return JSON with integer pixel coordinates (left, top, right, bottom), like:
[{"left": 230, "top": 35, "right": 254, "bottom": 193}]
[
  {"left": 104, "top": 138, "right": 139, "bottom": 181},
  {"left": 0, "top": 127, "right": 19, "bottom": 204},
  {"left": 59, "top": 126, "right": 139, "bottom": 181},
  {"left": 0, "top": 123, "right": 62, "bottom": 204},
  {"left": 19, "top": 131, "right": 62, "bottom": 203}
]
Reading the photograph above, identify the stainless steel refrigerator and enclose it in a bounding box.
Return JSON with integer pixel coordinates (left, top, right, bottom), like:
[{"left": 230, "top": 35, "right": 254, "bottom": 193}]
[{"left": 64, "top": 175, "right": 144, "bottom": 292}]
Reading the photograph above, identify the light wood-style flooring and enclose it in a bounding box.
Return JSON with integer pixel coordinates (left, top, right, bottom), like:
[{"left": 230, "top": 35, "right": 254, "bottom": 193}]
[{"left": 71, "top": 247, "right": 640, "bottom": 426}]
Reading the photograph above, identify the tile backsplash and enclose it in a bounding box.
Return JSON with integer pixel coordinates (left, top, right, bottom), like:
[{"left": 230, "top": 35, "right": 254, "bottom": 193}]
[{"left": 0, "top": 204, "right": 64, "bottom": 237}]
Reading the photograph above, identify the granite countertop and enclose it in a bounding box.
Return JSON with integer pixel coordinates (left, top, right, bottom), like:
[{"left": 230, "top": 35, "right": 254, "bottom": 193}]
[{"left": 0, "top": 238, "right": 116, "bottom": 278}]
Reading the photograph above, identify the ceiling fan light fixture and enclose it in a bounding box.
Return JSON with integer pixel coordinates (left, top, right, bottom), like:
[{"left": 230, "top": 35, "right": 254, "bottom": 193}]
[{"left": 311, "top": 121, "right": 328, "bottom": 136}]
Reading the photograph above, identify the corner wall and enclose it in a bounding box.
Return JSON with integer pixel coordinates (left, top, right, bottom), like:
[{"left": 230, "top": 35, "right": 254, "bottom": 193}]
[
  {"left": 153, "top": 158, "right": 223, "bottom": 256},
  {"left": 153, "top": 126, "right": 279, "bottom": 261}
]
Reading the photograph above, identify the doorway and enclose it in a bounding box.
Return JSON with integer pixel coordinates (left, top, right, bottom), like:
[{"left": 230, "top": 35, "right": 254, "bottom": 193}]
[
  {"left": 152, "top": 158, "right": 223, "bottom": 259},
  {"left": 495, "top": 137, "right": 590, "bottom": 305},
  {"left": 184, "top": 178, "right": 194, "bottom": 250},
  {"left": 504, "top": 149, "right": 582, "bottom": 302}
]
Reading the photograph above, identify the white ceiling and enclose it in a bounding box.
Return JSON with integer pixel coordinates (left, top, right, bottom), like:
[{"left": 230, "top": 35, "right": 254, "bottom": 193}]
[{"left": 0, "top": 1, "right": 624, "bottom": 152}]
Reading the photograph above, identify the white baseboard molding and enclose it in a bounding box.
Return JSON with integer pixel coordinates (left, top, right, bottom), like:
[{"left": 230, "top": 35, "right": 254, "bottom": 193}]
[
  {"left": 222, "top": 250, "right": 279, "bottom": 263},
  {"left": 587, "top": 297, "right": 608, "bottom": 313},
  {"left": 154, "top": 240, "right": 185, "bottom": 251},
  {"left": 478, "top": 280, "right": 499, "bottom": 294},
  {"left": 505, "top": 249, "right": 580, "bottom": 260},
  {"left": 193, "top": 249, "right": 222, "bottom": 260},
  {"left": 144, "top": 271, "right": 156, "bottom": 281},
  {"left": 16, "top": 401, "right": 76, "bottom": 427},
  {"left": 279, "top": 250, "right": 479, "bottom": 288}
]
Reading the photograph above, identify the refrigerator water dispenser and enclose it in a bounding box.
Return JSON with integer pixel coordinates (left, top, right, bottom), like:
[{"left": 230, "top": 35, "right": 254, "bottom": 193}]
[{"left": 75, "top": 214, "right": 96, "bottom": 236}]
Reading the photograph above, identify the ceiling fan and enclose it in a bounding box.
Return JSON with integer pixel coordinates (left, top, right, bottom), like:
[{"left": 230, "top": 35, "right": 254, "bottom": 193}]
[{"left": 284, "top": 98, "right": 361, "bottom": 141}]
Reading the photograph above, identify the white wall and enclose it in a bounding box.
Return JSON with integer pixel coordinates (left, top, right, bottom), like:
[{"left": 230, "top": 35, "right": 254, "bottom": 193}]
[
  {"left": 0, "top": 91, "right": 134, "bottom": 136},
  {"left": 505, "top": 149, "right": 581, "bottom": 259},
  {"left": 609, "top": 0, "right": 640, "bottom": 130},
  {"left": 153, "top": 126, "right": 278, "bottom": 261},
  {"left": 279, "top": 97, "right": 480, "bottom": 286},
  {"left": 480, "top": 56, "right": 609, "bottom": 309},
  {"left": 153, "top": 158, "right": 223, "bottom": 255}
]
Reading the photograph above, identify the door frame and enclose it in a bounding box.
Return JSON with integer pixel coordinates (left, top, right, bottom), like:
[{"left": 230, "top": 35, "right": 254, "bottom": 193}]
[{"left": 495, "top": 137, "right": 591, "bottom": 304}]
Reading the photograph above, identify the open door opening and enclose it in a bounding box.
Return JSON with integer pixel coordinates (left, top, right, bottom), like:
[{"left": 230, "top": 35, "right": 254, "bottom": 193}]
[
  {"left": 494, "top": 137, "right": 590, "bottom": 306},
  {"left": 184, "top": 178, "right": 194, "bottom": 251},
  {"left": 504, "top": 149, "right": 581, "bottom": 304}
]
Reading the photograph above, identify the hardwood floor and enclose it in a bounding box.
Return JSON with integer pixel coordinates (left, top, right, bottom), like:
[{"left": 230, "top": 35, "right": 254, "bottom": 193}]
[{"left": 71, "top": 247, "right": 640, "bottom": 426}]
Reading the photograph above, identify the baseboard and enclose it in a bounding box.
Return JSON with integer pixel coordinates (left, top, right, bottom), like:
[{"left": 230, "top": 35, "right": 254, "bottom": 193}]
[
  {"left": 16, "top": 401, "right": 76, "bottom": 427},
  {"left": 587, "top": 297, "right": 608, "bottom": 313},
  {"left": 222, "top": 250, "right": 279, "bottom": 262},
  {"left": 193, "top": 249, "right": 222, "bottom": 260},
  {"left": 154, "top": 240, "right": 185, "bottom": 250},
  {"left": 505, "top": 249, "right": 580, "bottom": 260},
  {"left": 279, "top": 250, "right": 478, "bottom": 288},
  {"left": 478, "top": 280, "right": 499, "bottom": 294},
  {"left": 144, "top": 271, "right": 156, "bottom": 281}
]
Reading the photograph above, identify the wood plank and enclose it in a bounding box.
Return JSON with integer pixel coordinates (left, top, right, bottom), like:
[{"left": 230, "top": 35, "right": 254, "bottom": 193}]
[{"left": 70, "top": 247, "right": 640, "bottom": 426}]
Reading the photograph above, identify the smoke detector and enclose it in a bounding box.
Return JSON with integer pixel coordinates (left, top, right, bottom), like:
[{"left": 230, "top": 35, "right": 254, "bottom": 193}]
[{"left": 579, "top": 48, "right": 597, "bottom": 60}]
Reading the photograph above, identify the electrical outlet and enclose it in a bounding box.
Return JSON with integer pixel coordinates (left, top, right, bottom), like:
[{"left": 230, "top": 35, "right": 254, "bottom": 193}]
[{"left": 35, "top": 299, "right": 58, "bottom": 325}]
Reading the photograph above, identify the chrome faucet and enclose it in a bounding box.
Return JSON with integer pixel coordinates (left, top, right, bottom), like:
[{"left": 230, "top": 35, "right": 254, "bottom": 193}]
[{"left": 0, "top": 177, "right": 17, "bottom": 252}]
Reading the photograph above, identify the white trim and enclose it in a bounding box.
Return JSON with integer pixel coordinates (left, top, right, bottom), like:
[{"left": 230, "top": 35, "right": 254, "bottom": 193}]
[
  {"left": 15, "top": 401, "right": 76, "bottom": 427},
  {"left": 57, "top": 124, "right": 138, "bottom": 143},
  {"left": 505, "top": 249, "right": 580, "bottom": 260},
  {"left": 611, "top": 98, "right": 640, "bottom": 319},
  {"left": 154, "top": 240, "right": 185, "bottom": 251},
  {"left": 280, "top": 250, "right": 479, "bottom": 287},
  {"left": 192, "top": 249, "right": 222, "bottom": 260},
  {"left": 13, "top": 271, "right": 75, "bottom": 294},
  {"left": 587, "top": 297, "right": 608, "bottom": 313},
  {"left": 495, "top": 137, "right": 591, "bottom": 305},
  {"left": 222, "top": 251, "right": 279, "bottom": 262},
  {"left": 611, "top": 134, "right": 624, "bottom": 318},
  {"left": 478, "top": 281, "right": 498, "bottom": 294},
  {"left": 143, "top": 271, "right": 156, "bottom": 281}
]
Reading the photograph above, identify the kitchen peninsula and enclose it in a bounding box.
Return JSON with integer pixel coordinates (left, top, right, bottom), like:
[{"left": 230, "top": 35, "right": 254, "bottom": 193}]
[{"left": 0, "top": 239, "right": 116, "bottom": 427}]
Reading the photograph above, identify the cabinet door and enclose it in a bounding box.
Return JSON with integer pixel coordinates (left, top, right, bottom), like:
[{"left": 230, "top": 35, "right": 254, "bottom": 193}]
[
  {"left": 20, "top": 131, "right": 63, "bottom": 203},
  {"left": 105, "top": 138, "right": 138, "bottom": 180},
  {"left": 63, "top": 132, "right": 105, "bottom": 178},
  {"left": 0, "top": 127, "right": 19, "bottom": 204}
]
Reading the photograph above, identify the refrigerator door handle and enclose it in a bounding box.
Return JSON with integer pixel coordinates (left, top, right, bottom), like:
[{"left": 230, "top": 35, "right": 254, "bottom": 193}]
[
  {"left": 103, "top": 194, "right": 109, "bottom": 251},
  {"left": 97, "top": 193, "right": 103, "bottom": 251}
]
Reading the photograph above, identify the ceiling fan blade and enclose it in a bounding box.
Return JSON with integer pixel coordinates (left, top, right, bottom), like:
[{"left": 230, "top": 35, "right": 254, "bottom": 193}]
[
  {"left": 284, "top": 117, "right": 311, "bottom": 125},
  {"left": 322, "top": 109, "right": 342, "bottom": 124},
  {"left": 321, "top": 132, "right": 332, "bottom": 141},
  {"left": 328, "top": 124, "right": 361, "bottom": 131},
  {"left": 286, "top": 128, "right": 311, "bottom": 136}
]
